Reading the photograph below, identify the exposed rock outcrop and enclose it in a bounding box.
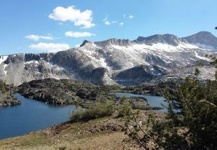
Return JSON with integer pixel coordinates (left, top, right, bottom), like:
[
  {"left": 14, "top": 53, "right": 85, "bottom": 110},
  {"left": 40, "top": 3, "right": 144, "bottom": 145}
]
[
  {"left": 17, "top": 78, "right": 116, "bottom": 105},
  {"left": 0, "top": 97, "right": 21, "bottom": 107}
]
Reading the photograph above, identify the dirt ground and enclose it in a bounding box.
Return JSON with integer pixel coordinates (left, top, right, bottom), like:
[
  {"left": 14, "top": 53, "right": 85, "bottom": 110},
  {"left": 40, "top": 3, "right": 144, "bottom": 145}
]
[{"left": 0, "top": 117, "right": 142, "bottom": 150}]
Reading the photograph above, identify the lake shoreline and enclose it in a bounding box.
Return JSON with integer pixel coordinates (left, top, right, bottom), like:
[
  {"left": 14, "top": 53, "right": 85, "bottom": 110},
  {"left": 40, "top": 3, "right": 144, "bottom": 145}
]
[
  {"left": 0, "top": 93, "right": 76, "bottom": 140},
  {"left": 0, "top": 92, "right": 166, "bottom": 140},
  {"left": 0, "top": 109, "right": 165, "bottom": 149}
]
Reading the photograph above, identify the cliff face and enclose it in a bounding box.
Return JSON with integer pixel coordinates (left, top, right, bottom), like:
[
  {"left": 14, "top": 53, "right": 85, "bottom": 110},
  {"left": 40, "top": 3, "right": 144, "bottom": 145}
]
[{"left": 0, "top": 31, "right": 216, "bottom": 86}]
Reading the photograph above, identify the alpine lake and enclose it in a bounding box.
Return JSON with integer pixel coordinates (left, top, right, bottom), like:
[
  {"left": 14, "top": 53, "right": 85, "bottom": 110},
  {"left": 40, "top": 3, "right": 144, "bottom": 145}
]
[{"left": 0, "top": 93, "right": 166, "bottom": 140}]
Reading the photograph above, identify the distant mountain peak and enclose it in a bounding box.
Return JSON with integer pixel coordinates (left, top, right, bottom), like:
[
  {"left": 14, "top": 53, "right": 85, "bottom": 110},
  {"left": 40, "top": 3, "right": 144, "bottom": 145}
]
[
  {"left": 80, "top": 40, "right": 92, "bottom": 47},
  {"left": 194, "top": 31, "right": 214, "bottom": 35},
  {"left": 183, "top": 31, "right": 217, "bottom": 49},
  {"left": 186, "top": 31, "right": 216, "bottom": 40},
  {"left": 135, "top": 34, "right": 181, "bottom": 46}
]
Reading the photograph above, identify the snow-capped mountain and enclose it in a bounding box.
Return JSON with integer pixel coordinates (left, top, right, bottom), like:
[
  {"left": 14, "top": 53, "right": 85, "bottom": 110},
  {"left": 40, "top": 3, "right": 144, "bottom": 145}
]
[
  {"left": 0, "top": 31, "right": 216, "bottom": 85},
  {"left": 182, "top": 31, "right": 217, "bottom": 50}
]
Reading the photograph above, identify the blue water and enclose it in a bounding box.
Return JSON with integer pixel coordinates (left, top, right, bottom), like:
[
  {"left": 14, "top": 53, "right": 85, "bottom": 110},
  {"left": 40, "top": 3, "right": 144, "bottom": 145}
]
[
  {"left": 115, "top": 93, "right": 168, "bottom": 113},
  {"left": 0, "top": 93, "right": 167, "bottom": 140},
  {"left": 0, "top": 93, "right": 76, "bottom": 140}
]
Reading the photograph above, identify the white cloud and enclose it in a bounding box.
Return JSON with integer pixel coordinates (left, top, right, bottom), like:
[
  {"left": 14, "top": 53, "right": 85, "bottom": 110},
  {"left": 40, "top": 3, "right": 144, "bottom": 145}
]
[
  {"left": 65, "top": 31, "right": 95, "bottom": 38},
  {"left": 111, "top": 20, "right": 118, "bottom": 24},
  {"left": 123, "top": 14, "right": 134, "bottom": 19},
  {"left": 103, "top": 17, "right": 110, "bottom": 25},
  {"left": 25, "top": 34, "right": 53, "bottom": 41},
  {"left": 104, "top": 21, "right": 110, "bottom": 25},
  {"left": 29, "top": 42, "right": 70, "bottom": 53},
  {"left": 49, "top": 6, "right": 95, "bottom": 28},
  {"left": 103, "top": 17, "right": 119, "bottom": 26},
  {"left": 128, "top": 15, "right": 134, "bottom": 19},
  {"left": 119, "top": 22, "right": 124, "bottom": 26}
]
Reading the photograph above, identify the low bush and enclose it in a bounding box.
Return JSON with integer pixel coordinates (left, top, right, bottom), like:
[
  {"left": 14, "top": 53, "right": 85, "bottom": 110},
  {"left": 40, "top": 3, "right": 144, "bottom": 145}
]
[
  {"left": 117, "top": 101, "right": 132, "bottom": 117},
  {"left": 70, "top": 100, "right": 115, "bottom": 122},
  {"left": 0, "top": 80, "right": 8, "bottom": 93}
]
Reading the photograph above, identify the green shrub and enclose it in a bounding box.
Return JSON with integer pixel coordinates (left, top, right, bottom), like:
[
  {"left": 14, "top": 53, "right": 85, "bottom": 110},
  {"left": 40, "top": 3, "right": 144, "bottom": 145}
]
[
  {"left": 0, "top": 80, "right": 7, "bottom": 93},
  {"left": 124, "top": 69, "right": 217, "bottom": 149},
  {"left": 60, "top": 79, "right": 70, "bottom": 86},
  {"left": 166, "top": 77, "right": 217, "bottom": 149},
  {"left": 117, "top": 101, "right": 132, "bottom": 117},
  {"left": 70, "top": 100, "right": 115, "bottom": 122}
]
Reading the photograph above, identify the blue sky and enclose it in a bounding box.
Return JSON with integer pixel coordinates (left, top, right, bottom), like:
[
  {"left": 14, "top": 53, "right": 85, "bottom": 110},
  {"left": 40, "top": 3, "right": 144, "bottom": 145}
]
[{"left": 0, "top": 0, "right": 217, "bottom": 55}]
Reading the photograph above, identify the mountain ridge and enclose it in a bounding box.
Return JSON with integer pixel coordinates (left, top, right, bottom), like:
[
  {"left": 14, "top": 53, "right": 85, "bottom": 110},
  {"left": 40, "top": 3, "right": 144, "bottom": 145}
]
[
  {"left": 0, "top": 31, "right": 216, "bottom": 86},
  {"left": 79, "top": 31, "right": 217, "bottom": 48}
]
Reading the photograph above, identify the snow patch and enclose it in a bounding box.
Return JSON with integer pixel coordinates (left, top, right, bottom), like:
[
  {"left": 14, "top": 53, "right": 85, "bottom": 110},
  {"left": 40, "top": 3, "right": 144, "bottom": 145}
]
[
  {"left": 113, "top": 42, "right": 200, "bottom": 53},
  {"left": 25, "top": 60, "right": 39, "bottom": 64},
  {"left": 3, "top": 64, "right": 8, "bottom": 75},
  {"left": 195, "top": 43, "right": 215, "bottom": 51},
  {"left": 47, "top": 62, "right": 55, "bottom": 67},
  {"left": 0, "top": 56, "right": 8, "bottom": 64},
  {"left": 178, "top": 42, "right": 199, "bottom": 49},
  {"left": 99, "top": 57, "right": 108, "bottom": 68},
  {"left": 47, "top": 62, "right": 65, "bottom": 71},
  {"left": 52, "top": 76, "right": 60, "bottom": 80},
  {"left": 194, "top": 52, "right": 210, "bottom": 61}
]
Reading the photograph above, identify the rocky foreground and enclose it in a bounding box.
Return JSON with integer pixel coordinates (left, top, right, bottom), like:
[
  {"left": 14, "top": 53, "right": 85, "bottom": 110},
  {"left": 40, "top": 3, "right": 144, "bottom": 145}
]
[{"left": 0, "top": 117, "right": 131, "bottom": 150}]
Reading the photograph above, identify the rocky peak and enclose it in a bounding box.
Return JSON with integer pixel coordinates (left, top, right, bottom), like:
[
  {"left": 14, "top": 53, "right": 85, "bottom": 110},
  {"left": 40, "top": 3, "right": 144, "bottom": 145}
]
[
  {"left": 94, "top": 38, "right": 132, "bottom": 47},
  {"left": 135, "top": 34, "right": 181, "bottom": 46},
  {"left": 80, "top": 40, "right": 92, "bottom": 47},
  {"left": 4, "top": 54, "right": 25, "bottom": 64},
  {"left": 182, "top": 31, "right": 217, "bottom": 49},
  {"left": 24, "top": 54, "right": 41, "bottom": 62}
]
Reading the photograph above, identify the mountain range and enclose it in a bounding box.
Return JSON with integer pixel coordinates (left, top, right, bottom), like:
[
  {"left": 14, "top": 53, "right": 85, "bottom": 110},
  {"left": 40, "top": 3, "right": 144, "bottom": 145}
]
[{"left": 0, "top": 31, "right": 217, "bottom": 86}]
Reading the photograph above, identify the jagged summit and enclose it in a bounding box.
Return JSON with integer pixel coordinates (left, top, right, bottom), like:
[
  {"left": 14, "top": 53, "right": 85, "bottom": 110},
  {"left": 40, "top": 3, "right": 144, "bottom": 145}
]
[
  {"left": 135, "top": 34, "right": 181, "bottom": 46},
  {"left": 79, "top": 31, "right": 217, "bottom": 49},
  {"left": 94, "top": 38, "right": 132, "bottom": 47},
  {"left": 80, "top": 38, "right": 132, "bottom": 48},
  {"left": 80, "top": 40, "right": 91, "bottom": 47}
]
